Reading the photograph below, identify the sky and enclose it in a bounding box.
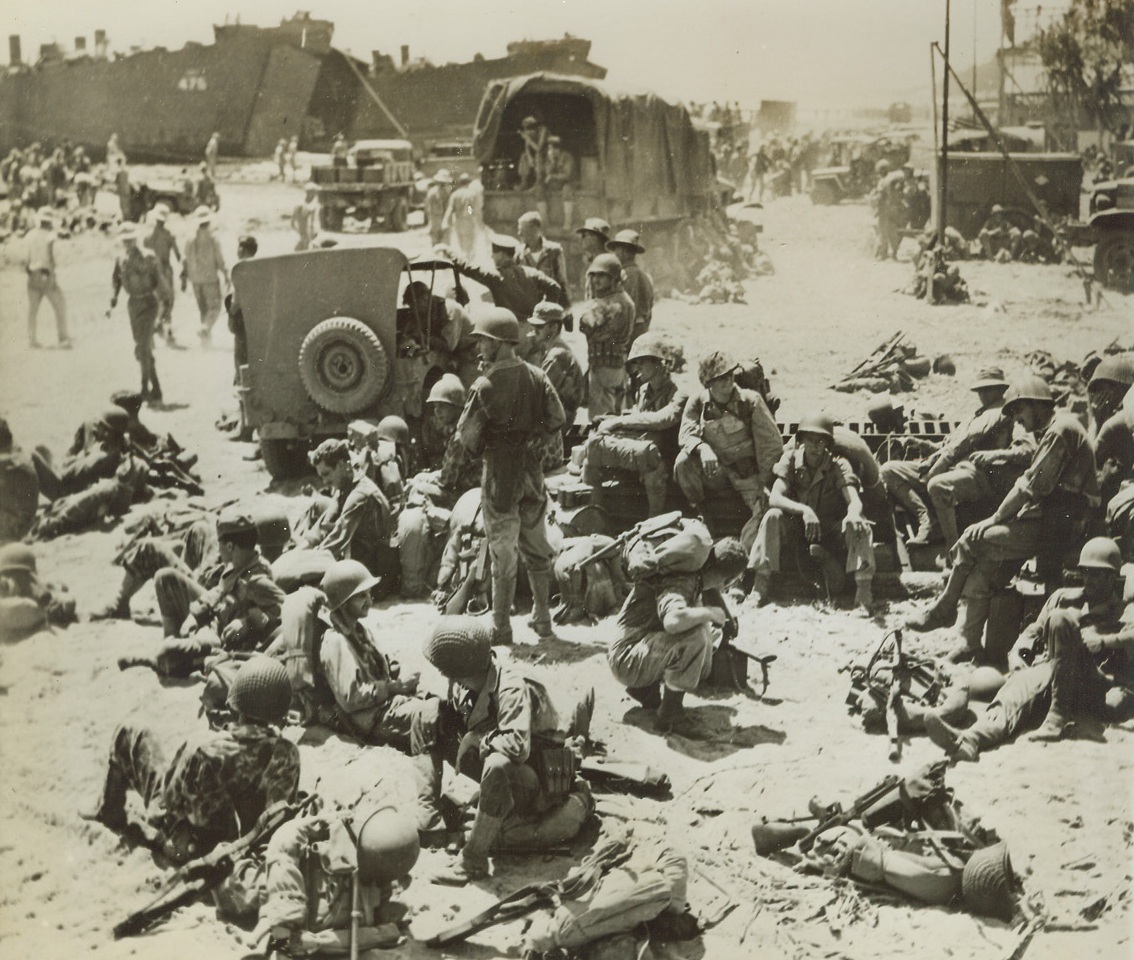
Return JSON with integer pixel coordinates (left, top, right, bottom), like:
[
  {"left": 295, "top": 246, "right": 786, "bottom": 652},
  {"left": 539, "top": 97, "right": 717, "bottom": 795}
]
[{"left": 5, "top": 0, "right": 1069, "bottom": 109}]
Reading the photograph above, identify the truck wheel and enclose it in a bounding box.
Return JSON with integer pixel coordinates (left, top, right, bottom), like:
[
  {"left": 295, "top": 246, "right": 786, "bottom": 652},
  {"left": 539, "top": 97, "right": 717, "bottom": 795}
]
[
  {"left": 1094, "top": 233, "right": 1134, "bottom": 293},
  {"left": 260, "top": 438, "right": 310, "bottom": 481},
  {"left": 298, "top": 317, "right": 389, "bottom": 414},
  {"left": 387, "top": 197, "right": 408, "bottom": 232},
  {"left": 320, "top": 205, "right": 344, "bottom": 232},
  {"left": 810, "top": 180, "right": 838, "bottom": 205}
]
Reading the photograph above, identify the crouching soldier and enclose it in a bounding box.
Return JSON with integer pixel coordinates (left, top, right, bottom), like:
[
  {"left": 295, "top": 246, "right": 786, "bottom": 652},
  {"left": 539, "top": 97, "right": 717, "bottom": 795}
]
[
  {"left": 81, "top": 656, "right": 300, "bottom": 864},
  {"left": 424, "top": 616, "right": 594, "bottom": 885},
  {"left": 0, "top": 543, "right": 77, "bottom": 642},
  {"left": 583, "top": 334, "right": 687, "bottom": 515},
  {"left": 120, "top": 509, "right": 285, "bottom": 677},
  {"left": 748, "top": 414, "right": 876, "bottom": 609},
  {"left": 608, "top": 530, "right": 748, "bottom": 732},
  {"left": 675, "top": 351, "right": 783, "bottom": 545},
  {"left": 240, "top": 804, "right": 420, "bottom": 956}
]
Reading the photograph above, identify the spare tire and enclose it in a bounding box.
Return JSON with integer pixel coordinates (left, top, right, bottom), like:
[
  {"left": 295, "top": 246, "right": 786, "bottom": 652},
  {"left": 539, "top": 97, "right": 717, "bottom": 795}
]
[{"left": 299, "top": 317, "right": 389, "bottom": 414}]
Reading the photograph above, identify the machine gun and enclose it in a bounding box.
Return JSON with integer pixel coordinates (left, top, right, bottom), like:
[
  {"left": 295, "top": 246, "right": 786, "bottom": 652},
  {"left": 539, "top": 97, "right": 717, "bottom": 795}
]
[{"left": 703, "top": 586, "right": 776, "bottom": 697}]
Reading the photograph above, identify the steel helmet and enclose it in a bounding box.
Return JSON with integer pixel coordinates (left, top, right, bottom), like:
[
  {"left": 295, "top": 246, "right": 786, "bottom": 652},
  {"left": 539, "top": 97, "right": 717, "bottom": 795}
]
[
  {"left": 355, "top": 805, "right": 421, "bottom": 885},
  {"left": 699, "top": 350, "right": 739, "bottom": 385},
  {"left": 0, "top": 543, "right": 38, "bottom": 575},
  {"left": 426, "top": 373, "right": 467, "bottom": 408},
  {"left": 875, "top": 159, "right": 891, "bottom": 175},
  {"left": 626, "top": 334, "right": 667, "bottom": 366},
  {"left": 1001, "top": 375, "right": 1054, "bottom": 415},
  {"left": 320, "top": 559, "right": 381, "bottom": 611},
  {"left": 796, "top": 413, "right": 835, "bottom": 440},
  {"left": 1088, "top": 353, "right": 1134, "bottom": 391},
  {"left": 424, "top": 615, "right": 494, "bottom": 679},
  {"left": 961, "top": 842, "right": 1018, "bottom": 923},
  {"left": 227, "top": 656, "right": 292, "bottom": 725},
  {"left": 587, "top": 253, "right": 623, "bottom": 279},
  {"left": 99, "top": 407, "right": 131, "bottom": 436},
  {"left": 375, "top": 415, "right": 410, "bottom": 446},
  {"left": 1077, "top": 537, "right": 1122, "bottom": 573},
  {"left": 471, "top": 308, "right": 520, "bottom": 344}
]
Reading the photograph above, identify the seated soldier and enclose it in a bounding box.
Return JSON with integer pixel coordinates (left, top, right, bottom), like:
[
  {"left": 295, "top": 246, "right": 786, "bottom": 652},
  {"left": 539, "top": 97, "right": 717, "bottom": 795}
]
[
  {"left": 583, "top": 333, "right": 687, "bottom": 516},
  {"left": 81, "top": 656, "right": 300, "bottom": 863},
  {"left": 431, "top": 487, "right": 487, "bottom": 612},
  {"left": 397, "top": 377, "right": 481, "bottom": 600},
  {"left": 425, "top": 616, "right": 591, "bottom": 885},
  {"left": 978, "top": 205, "right": 1021, "bottom": 261},
  {"left": 608, "top": 530, "right": 748, "bottom": 732},
  {"left": 923, "top": 537, "right": 1134, "bottom": 760},
  {"left": 316, "top": 559, "right": 447, "bottom": 837},
  {"left": 32, "top": 455, "right": 149, "bottom": 541},
  {"left": 372, "top": 416, "right": 413, "bottom": 511},
  {"left": 1087, "top": 354, "right": 1134, "bottom": 506},
  {"left": 748, "top": 414, "right": 875, "bottom": 609},
  {"left": 675, "top": 352, "right": 783, "bottom": 546},
  {"left": 0, "top": 543, "right": 77, "bottom": 642},
  {"left": 34, "top": 407, "right": 132, "bottom": 501},
  {"left": 0, "top": 416, "right": 39, "bottom": 544},
  {"left": 908, "top": 376, "right": 1098, "bottom": 664},
  {"left": 241, "top": 804, "right": 419, "bottom": 956},
  {"left": 119, "top": 509, "right": 285, "bottom": 678}
]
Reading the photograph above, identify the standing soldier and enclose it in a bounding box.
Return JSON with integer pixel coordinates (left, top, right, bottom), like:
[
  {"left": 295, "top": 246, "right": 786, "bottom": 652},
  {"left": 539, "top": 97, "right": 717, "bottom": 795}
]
[
  {"left": 575, "top": 217, "right": 611, "bottom": 296},
  {"left": 181, "top": 206, "right": 231, "bottom": 345},
  {"left": 578, "top": 253, "right": 636, "bottom": 418},
  {"left": 144, "top": 204, "right": 181, "bottom": 346},
  {"left": 442, "top": 173, "right": 485, "bottom": 261},
  {"left": 290, "top": 183, "right": 319, "bottom": 252},
  {"left": 110, "top": 224, "right": 170, "bottom": 403},
  {"left": 286, "top": 135, "right": 300, "bottom": 182},
  {"left": 451, "top": 308, "right": 565, "bottom": 644},
  {"left": 526, "top": 300, "right": 583, "bottom": 461},
  {"left": 675, "top": 351, "right": 783, "bottom": 546},
  {"left": 205, "top": 131, "right": 220, "bottom": 181},
  {"left": 606, "top": 229, "right": 654, "bottom": 341},
  {"left": 539, "top": 135, "right": 575, "bottom": 230},
  {"left": 517, "top": 210, "right": 569, "bottom": 296},
  {"left": 424, "top": 169, "right": 453, "bottom": 247},
  {"left": 24, "top": 211, "right": 71, "bottom": 349}
]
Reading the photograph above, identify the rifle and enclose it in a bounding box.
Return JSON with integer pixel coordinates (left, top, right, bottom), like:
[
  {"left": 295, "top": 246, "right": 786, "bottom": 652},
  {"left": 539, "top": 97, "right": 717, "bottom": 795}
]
[
  {"left": 751, "top": 774, "right": 901, "bottom": 856},
  {"left": 703, "top": 586, "right": 776, "bottom": 697},
  {"left": 886, "top": 629, "right": 904, "bottom": 762},
  {"left": 114, "top": 795, "right": 312, "bottom": 939},
  {"left": 837, "top": 331, "right": 906, "bottom": 384},
  {"left": 576, "top": 509, "right": 684, "bottom": 569},
  {"left": 129, "top": 439, "right": 204, "bottom": 497},
  {"left": 443, "top": 531, "right": 489, "bottom": 616}
]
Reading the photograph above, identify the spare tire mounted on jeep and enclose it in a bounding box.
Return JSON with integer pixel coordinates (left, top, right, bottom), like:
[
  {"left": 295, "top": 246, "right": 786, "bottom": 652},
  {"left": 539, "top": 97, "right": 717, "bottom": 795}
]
[{"left": 299, "top": 317, "right": 389, "bottom": 414}]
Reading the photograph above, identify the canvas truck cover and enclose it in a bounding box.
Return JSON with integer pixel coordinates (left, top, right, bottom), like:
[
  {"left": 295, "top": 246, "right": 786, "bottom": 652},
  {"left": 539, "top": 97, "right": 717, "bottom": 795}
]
[{"left": 472, "top": 73, "right": 717, "bottom": 215}]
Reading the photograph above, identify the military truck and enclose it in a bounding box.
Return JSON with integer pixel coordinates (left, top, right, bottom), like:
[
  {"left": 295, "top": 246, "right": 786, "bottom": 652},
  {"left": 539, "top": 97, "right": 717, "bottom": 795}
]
[
  {"left": 1087, "top": 177, "right": 1134, "bottom": 293},
  {"left": 809, "top": 135, "right": 910, "bottom": 205},
  {"left": 310, "top": 139, "right": 416, "bottom": 232},
  {"left": 232, "top": 246, "right": 467, "bottom": 479}
]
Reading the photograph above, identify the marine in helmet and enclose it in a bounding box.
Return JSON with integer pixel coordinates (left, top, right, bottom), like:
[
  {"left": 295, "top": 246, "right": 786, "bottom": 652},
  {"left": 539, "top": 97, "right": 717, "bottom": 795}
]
[
  {"left": 526, "top": 299, "right": 583, "bottom": 443},
  {"left": 0, "top": 416, "right": 40, "bottom": 544},
  {"left": 575, "top": 217, "right": 612, "bottom": 293},
  {"left": 243, "top": 802, "right": 420, "bottom": 955},
  {"left": 924, "top": 537, "right": 1134, "bottom": 761},
  {"left": 748, "top": 413, "right": 875, "bottom": 609},
  {"left": 1087, "top": 353, "right": 1134, "bottom": 505},
  {"left": 0, "top": 541, "right": 77, "bottom": 641},
  {"left": 606, "top": 229, "right": 654, "bottom": 341},
  {"left": 582, "top": 333, "right": 688, "bottom": 515},
  {"left": 674, "top": 351, "right": 783, "bottom": 544},
  {"left": 118, "top": 508, "right": 286, "bottom": 678},
  {"left": 34, "top": 406, "right": 132, "bottom": 502},
  {"left": 444, "top": 308, "right": 565, "bottom": 643},
  {"left": 82, "top": 655, "right": 300, "bottom": 863},
  {"left": 977, "top": 204, "right": 1021, "bottom": 262},
  {"left": 424, "top": 616, "right": 591, "bottom": 884},
  {"left": 578, "top": 252, "right": 637, "bottom": 418},
  {"left": 908, "top": 376, "right": 1099, "bottom": 665}
]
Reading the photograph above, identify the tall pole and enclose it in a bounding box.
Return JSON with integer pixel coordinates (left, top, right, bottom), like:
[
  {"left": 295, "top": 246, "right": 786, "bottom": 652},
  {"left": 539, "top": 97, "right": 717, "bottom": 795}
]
[{"left": 939, "top": 0, "right": 951, "bottom": 245}]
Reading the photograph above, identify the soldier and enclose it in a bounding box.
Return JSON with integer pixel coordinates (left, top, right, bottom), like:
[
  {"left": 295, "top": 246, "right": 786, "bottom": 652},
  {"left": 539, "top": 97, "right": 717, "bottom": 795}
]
[
  {"left": 748, "top": 414, "right": 876, "bottom": 609},
  {"left": 517, "top": 210, "right": 569, "bottom": 296},
  {"left": 907, "top": 376, "right": 1098, "bottom": 664},
  {"left": 526, "top": 300, "right": 583, "bottom": 438},
  {"left": 286, "top": 135, "right": 300, "bottom": 182},
  {"left": 24, "top": 210, "right": 71, "bottom": 349},
  {"left": 675, "top": 352, "right": 784, "bottom": 545},
  {"left": 578, "top": 253, "right": 636, "bottom": 418},
  {"left": 450, "top": 308, "right": 565, "bottom": 644},
  {"left": 203, "top": 131, "right": 219, "bottom": 179},
  {"left": 575, "top": 217, "right": 611, "bottom": 295},
  {"left": 978, "top": 205, "right": 1021, "bottom": 261},
  {"left": 424, "top": 617, "right": 577, "bottom": 884},
  {"left": 1087, "top": 354, "right": 1134, "bottom": 506},
  {"left": 82, "top": 656, "right": 300, "bottom": 864},
  {"left": 924, "top": 538, "right": 1134, "bottom": 760},
  {"left": 0, "top": 417, "right": 39, "bottom": 544},
  {"left": 228, "top": 234, "right": 259, "bottom": 408},
  {"left": 272, "top": 138, "right": 287, "bottom": 181},
  {"left": 424, "top": 169, "right": 453, "bottom": 246},
  {"left": 608, "top": 531, "right": 748, "bottom": 732},
  {"left": 181, "top": 206, "right": 231, "bottom": 344},
  {"left": 607, "top": 229, "right": 655, "bottom": 341},
  {"left": 143, "top": 204, "right": 181, "bottom": 346},
  {"left": 111, "top": 224, "right": 170, "bottom": 403},
  {"left": 540, "top": 135, "right": 576, "bottom": 230},
  {"left": 290, "top": 183, "right": 319, "bottom": 252},
  {"left": 517, "top": 115, "right": 548, "bottom": 191},
  {"left": 583, "top": 334, "right": 687, "bottom": 515},
  {"left": 0, "top": 543, "right": 77, "bottom": 642},
  {"left": 331, "top": 133, "right": 349, "bottom": 168},
  {"left": 442, "top": 172, "right": 485, "bottom": 260}
]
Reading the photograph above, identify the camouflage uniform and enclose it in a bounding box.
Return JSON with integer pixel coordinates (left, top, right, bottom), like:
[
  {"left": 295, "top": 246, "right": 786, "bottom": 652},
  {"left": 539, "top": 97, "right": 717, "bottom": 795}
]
[
  {"left": 579, "top": 291, "right": 636, "bottom": 417},
  {"left": 92, "top": 720, "right": 299, "bottom": 859}
]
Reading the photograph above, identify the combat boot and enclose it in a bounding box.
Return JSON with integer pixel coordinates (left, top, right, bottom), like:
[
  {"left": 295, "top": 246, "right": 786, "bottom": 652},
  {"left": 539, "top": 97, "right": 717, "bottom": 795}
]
[
  {"left": 148, "top": 370, "right": 163, "bottom": 404},
  {"left": 922, "top": 712, "right": 979, "bottom": 762},
  {"left": 809, "top": 544, "right": 845, "bottom": 599},
  {"left": 626, "top": 683, "right": 662, "bottom": 709},
  {"left": 91, "top": 572, "right": 142, "bottom": 621},
  {"left": 413, "top": 753, "right": 448, "bottom": 847},
  {"left": 906, "top": 601, "right": 958, "bottom": 632},
  {"left": 655, "top": 686, "right": 688, "bottom": 733},
  {"left": 431, "top": 812, "right": 503, "bottom": 886},
  {"left": 853, "top": 575, "right": 874, "bottom": 610},
  {"left": 567, "top": 687, "right": 595, "bottom": 741},
  {"left": 79, "top": 765, "right": 129, "bottom": 831},
  {"left": 526, "top": 570, "right": 556, "bottom": 640}
]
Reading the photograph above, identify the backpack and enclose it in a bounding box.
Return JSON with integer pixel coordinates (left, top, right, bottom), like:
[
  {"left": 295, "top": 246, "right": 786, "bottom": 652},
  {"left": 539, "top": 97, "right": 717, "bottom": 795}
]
[{"left": 623, "top": 514, "right": 712, "bottom": 583}]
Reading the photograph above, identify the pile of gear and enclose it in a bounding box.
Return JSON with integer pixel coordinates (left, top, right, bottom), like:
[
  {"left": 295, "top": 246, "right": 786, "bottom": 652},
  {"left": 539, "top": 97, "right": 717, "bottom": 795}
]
[{"left": 833, "top": 332, "right": 942, "bottom": 394}]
